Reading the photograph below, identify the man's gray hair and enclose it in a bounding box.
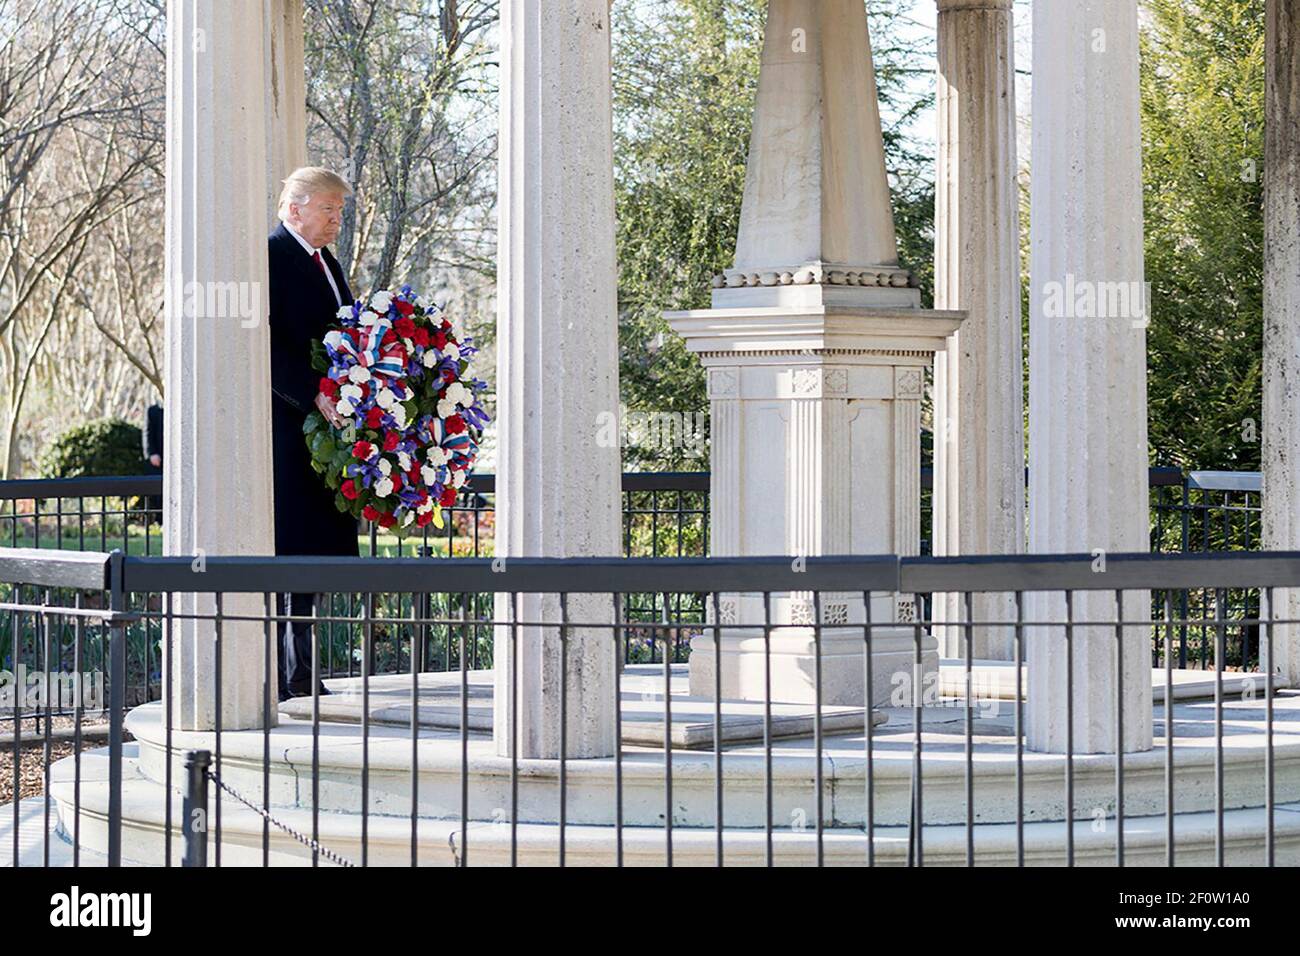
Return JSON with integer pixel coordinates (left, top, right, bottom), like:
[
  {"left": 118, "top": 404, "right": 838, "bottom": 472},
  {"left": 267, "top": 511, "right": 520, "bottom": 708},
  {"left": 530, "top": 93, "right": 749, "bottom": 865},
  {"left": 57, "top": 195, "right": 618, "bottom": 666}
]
[{"left": 278, "top": 167, "right": 352, "bottom": 219}]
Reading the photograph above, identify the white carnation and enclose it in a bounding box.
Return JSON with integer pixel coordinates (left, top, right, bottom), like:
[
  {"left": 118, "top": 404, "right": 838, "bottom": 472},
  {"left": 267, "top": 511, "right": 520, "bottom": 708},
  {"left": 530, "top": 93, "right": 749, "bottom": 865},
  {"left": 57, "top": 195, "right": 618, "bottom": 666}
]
[
  {"left": 335, "top": 399, "right": 354, "bottom": 417},
  {"left": 426, "top": 446, "right": 448, "bottom": 467},
  {"left": 370, "top": 291, "right": 393, "bottom": 313},
  {"left": 336, "top": 306, "right": 353, "bottom": 320},
  {"left": 373, "top": 477, "right": 394, "bottom": 498},
  {"left": 347, "top": 365, "right": 371, "bottom": 384},
  {"left": 436, "top": 399, "right": 456, "bottom": 419},
  {"left": 420, "top": 465, "right": 437, "bottom": 486},
  {"left": 451, "top": 470, "right": 466, "bottom": 489},
  {"left": 340, "top": 383, "right": 363, "bottom": 402},
  {"left": 375, "top": 388, "right": 396, "bottom": 409},
  {"left": 444, "top": 382, "right": 469, "bottom": 406},
  {"left": 402, "top": 510, "right": 415, "bottom": 527},
  {"left": 422, "top": 349, "right": 439, "bottom": 368},
  {"left": 397, "top": 451, "right": 412, "bottom": 472},
  {"left": 442, "top": 342, "right": 460, "bottom": 362},
  {"left": 377, "top": 458, "right": 392, "bottom": 476}
]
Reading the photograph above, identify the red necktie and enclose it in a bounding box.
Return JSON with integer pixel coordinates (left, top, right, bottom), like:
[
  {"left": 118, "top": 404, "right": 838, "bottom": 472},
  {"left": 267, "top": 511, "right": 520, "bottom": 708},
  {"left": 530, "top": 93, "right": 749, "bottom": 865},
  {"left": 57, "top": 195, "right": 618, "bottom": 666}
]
[{"left": 312, "top": 250, "right": 328, "bottom": 276}]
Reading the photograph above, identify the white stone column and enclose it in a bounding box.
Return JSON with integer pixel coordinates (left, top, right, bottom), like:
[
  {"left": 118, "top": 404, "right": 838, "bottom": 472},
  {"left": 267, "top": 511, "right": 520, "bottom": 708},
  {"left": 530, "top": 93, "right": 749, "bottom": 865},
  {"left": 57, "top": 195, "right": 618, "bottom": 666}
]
[
  {"left": 666, "top": 0, "right": 963, "bottom": 707},
  {"left": 1263, "top": 0, "right": 1300, "bottom": 686},
  {"left": 932, "top": 0, "right": 1025, "bottom": 661},
  {"left": 492, "top": 0, "right": 621, "bottom": 759},
  {"left": 164, "top": 0, "right": 279, "bottom": 731},
  {"left": 1026, "top": 0, "right": 1152, "bottom": 754},
  {"left": 264, "top": 0, "right": 307, "bottom": 217}
]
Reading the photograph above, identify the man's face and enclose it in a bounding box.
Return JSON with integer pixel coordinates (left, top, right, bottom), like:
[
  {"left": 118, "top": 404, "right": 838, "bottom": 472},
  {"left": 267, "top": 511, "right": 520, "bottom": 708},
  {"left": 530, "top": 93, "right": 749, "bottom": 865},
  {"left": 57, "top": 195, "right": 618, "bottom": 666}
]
[{"left": 290, "top": 190, "right": 345, "bottom": 249}]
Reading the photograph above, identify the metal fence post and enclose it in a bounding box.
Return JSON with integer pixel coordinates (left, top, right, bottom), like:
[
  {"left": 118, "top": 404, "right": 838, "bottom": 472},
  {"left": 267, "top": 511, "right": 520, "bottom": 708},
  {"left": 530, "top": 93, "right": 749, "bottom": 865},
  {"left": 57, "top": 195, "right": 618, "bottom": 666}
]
[
  {"left": 416, "top": 546, "right": 433, "bottom": 673},
  {"left": 107, "top": 549, "right": 126, "bottom": 867},
  {"left": 182, "top": 749, "right": 212, "bottom": 867}
]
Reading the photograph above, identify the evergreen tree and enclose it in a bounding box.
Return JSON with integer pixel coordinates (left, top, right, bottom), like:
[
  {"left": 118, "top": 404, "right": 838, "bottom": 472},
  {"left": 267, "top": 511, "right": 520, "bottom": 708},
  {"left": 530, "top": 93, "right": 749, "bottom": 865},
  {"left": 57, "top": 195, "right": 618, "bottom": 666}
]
[{"left": 1141, "top": 0, "right": 1265, "bottom": 470}]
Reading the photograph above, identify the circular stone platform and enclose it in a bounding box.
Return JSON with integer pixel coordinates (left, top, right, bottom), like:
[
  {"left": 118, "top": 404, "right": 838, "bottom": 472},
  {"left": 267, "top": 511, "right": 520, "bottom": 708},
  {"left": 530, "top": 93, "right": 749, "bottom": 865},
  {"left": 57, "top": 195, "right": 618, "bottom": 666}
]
[{"left": 42, "top": 672, "right": 1300, "bottom": 866}]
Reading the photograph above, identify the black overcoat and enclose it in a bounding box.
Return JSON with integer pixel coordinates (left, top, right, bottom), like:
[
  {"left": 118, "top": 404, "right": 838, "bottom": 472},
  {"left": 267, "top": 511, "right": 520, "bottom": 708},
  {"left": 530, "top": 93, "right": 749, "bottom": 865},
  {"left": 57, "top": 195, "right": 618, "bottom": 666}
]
[{"left": 267, "top": 222, "right": 360, "bottom": 557}]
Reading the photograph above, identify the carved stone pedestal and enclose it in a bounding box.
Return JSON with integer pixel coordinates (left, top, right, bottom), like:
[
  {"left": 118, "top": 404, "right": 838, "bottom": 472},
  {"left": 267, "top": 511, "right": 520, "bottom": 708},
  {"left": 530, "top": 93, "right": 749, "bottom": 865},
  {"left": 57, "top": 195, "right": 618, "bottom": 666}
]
[{"left": 665, "top": 307, "right": 959, "bottom": 707}]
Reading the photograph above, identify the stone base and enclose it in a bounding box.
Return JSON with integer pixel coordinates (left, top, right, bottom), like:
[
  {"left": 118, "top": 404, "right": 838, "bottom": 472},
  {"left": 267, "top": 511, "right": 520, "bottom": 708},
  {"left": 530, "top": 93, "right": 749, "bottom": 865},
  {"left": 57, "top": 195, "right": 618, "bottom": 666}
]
[
  {"left": 278, "top": 665, "right": 884, "bottom": 750},
  {"left": 44, "top": 689, "right": 1300, "bottom": 866},
  {"left": 688, "top": 625, "right": 938, "bottom": 707}
]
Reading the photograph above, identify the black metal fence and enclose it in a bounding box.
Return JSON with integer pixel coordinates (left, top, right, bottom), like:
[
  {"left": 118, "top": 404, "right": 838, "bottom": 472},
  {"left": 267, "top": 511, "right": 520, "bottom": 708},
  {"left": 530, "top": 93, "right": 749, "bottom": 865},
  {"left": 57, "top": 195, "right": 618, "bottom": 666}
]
[
  {"left": 1149, "top": 471, "right": 1264, "bottom": 670},
  {"left": 1, "top": 467, "right": 1261, "bottom": 560},
  {"left": 0, "top": 467, "right": 1271, "bottom": 692},
  {"left": 1, "top": 547, "right": 1295, "bottom": 867}
]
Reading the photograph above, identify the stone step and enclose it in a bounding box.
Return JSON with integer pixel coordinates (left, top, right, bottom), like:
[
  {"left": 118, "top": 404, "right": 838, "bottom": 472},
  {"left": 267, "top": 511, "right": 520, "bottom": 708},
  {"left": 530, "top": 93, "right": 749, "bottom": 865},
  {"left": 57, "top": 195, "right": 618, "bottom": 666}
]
[
  {"left": 114, "top": 691, "right": 1300, "bottom": 829},
  {"left": 937, "top": 661, "right": 1278, "bottom": 703},
  {"left": 49, "top": 750, "right": 1300, "bottom": 867},
  {"left": 279, "top": 665, "right": 884, "bottom": 750},
  {"left": 0, "top": 796, "right": 117, "bottom": 867}
]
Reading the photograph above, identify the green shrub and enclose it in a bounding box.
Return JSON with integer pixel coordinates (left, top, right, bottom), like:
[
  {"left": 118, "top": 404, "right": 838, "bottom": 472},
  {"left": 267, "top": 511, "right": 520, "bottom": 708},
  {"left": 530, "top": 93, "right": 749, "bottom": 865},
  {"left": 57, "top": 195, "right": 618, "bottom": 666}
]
[{"left": 40, "top": 418, "right": 148, "bottom": 478}]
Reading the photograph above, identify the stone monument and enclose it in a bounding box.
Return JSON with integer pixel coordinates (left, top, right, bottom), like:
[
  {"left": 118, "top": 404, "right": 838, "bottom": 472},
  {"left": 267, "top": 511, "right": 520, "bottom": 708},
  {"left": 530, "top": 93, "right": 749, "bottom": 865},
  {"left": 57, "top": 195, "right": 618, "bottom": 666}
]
[{"left": 666, "top": 0, "right": 964, "bottom": 706}]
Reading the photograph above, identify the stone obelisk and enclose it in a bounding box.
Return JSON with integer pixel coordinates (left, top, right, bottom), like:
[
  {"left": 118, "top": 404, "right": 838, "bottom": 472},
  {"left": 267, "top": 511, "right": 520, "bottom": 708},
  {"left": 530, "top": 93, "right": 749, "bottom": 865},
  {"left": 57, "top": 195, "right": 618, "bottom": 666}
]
[{"left": 666, "top": 0, "right": 964, "bottom": 706}]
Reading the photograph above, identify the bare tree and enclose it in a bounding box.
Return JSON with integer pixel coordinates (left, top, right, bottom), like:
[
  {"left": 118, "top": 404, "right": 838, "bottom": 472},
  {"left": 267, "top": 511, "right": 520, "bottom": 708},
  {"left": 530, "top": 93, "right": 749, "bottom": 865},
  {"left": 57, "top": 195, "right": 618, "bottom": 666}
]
[
  {"left": 0, "top": 0, "right": 163, "bottom": 474},
  {"left": 304, "top": 0, "right": 498, "bottom": 291}
]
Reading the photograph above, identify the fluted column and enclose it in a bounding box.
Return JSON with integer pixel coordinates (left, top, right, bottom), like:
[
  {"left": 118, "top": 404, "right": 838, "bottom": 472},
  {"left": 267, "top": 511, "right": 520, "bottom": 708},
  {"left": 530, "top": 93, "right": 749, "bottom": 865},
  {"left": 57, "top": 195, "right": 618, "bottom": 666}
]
[
  {"left": 1263, "top": 0, "right": 1300, "bottom": 686},
  {"left": 264, "top": 0, "right": 307, "bottom": 217},
  {"left": 932, "top": 0, "right": 1025, "bottom": 661},
  {"left": 1026, "top": 0, "right": 1152, "bottom": 754},
  {"left": 164, "top": 0, "right": 280, "bottom": 730},
  {"left": 492, "top": 0, "right": 621, "bottom": 759}
]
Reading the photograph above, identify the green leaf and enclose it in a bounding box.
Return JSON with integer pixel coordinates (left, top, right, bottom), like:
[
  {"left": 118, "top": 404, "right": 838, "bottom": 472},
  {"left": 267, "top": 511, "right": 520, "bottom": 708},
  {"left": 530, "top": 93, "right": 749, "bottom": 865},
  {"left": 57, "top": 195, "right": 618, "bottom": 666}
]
[{"left": 311, "top": 339, "right": 331, "bottom": 374}]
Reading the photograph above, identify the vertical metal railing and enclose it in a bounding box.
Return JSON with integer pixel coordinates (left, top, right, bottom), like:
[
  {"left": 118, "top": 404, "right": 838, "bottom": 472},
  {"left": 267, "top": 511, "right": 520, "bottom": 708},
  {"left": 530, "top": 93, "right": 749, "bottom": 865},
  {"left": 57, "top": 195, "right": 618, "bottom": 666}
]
[{"left": 0, "top": 549, "right": 1293, "bottom": 868}]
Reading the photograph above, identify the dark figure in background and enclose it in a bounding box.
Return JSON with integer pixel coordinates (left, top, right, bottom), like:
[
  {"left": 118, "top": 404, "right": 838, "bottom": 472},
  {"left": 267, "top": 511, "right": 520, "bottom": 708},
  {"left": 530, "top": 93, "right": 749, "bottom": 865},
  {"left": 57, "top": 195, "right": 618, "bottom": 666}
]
[
  {"left": 142, "top": 403, "right": 164, "bottom": 523},
  {"left": 268, "top": 167, "right": 360, "bottom": 702}
]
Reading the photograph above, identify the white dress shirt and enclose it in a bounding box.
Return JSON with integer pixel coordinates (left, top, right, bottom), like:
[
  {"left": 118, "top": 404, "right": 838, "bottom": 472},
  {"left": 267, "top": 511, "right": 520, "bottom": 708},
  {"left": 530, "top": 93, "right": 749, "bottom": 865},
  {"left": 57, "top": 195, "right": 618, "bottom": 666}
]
[{"left": 281, "top": 219, "right": 343, "bottom": 307}]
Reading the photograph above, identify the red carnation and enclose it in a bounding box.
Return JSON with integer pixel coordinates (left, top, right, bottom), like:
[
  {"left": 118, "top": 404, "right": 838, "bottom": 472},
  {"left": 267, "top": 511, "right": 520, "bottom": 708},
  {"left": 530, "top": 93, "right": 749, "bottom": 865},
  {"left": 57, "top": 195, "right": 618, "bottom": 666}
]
[
  {"left": 394, "top": 316, "right": 416, "bottom": 339},
  {"left": 432, "top": 330, "right": 448, "bottom": 350},
  {"left": 351, "top": 441, "right": 374, "bottom": 459},
  {"left": 440, "top": 319, "right": 452, "bottom": 330},
  {"left": 395, "top": 299, "right": 415, "bottom": 317},
  {"left": 408, "top": 466, "right": 422, "bottom": 486},
  {"left": 378, "top": 512, "right": 397, "bottom": 529},
  {"left": 363, "top": 504, "right": 382, "bottom": 522},
  {"left": 381, "top": 328, "right": 398, "bottom": 347},
  {"left": 439, "top": 486, "right": 458, "bottom": 507},
  {"left": 411, "top": 327, "right": 430, "bottom": 348},
  {"left": 365, "top": 407, "right": 384, "bottom": 429},
  {"left": 319, "top": 377, "right": 339, "bottom": 399},
  {"left": 416, "top": 510, "right": 434, "bottom": 528},
  {"left": 444, "top": 414, "right": 466, "bottom": 435},
  {"left": 382, "top": 430, "right": 401, "bottom": 452},
  {"left": 341, "top": 479, "right": 358, "bottom": 500}
]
